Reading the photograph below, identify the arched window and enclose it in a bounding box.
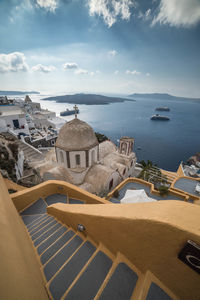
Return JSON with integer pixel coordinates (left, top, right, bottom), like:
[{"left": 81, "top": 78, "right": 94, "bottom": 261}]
[
  {"left": 75, "top": 154, "right": 80, "bottom": 166},
  {"left": 123, "top": 168, "right": 126, "bottom": 175},
  {"left": 121, "top": 142, "right": 127, "bottom": 154},
  {"left": 60, "top": 151, "right": 64, "bottom": 163},
  {"left": 109, "top": 178, "right": 113, "bottom": 190}
]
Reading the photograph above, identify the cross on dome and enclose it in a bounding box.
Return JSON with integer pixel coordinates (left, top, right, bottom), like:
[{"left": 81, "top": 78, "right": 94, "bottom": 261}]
[{"left": 73, "top": 104, "right": 78, "bottom": 119}]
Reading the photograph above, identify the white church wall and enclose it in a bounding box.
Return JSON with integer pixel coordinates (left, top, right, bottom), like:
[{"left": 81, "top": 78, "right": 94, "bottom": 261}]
[
  {"left": 69, "top": 151, "right": 86, "bottom": 169},
  {"left": 88, "top": 146, "right": 98, "bottom": 166},
  {"left": 67, "top": 168, "right": 89, "bottom": 185},
  {"left": 56, "top": 148, "right": 67, "bottom": 167},
  {"left": 105, "top": 171, "right": 120, "bottom": 192}
]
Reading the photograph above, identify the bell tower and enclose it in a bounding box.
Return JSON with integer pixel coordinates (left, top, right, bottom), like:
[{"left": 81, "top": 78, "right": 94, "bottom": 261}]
[{"left": 119, "top": 137, "right": 134, "bottom": 156}]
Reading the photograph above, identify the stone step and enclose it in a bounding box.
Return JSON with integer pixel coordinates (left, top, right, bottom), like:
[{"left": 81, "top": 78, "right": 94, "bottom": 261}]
[
  {"left": 29, "top": 217, "right": 55, "bottom": 236},
  {"left": 49, "top": 241, "right": 96, "bottom": 300},
  {"left": 27, "top": 215, "right": 50, "bottom": 231},
  {"left": 41, "top": 230, "right": 75, "bottom": 265},
  {"left": 99, "top": 262, "right": 138, "bottom": 300},
  {"left": 31, "top": 220, "right": 59, "bottom": 241},
  {"left": 37, "top": 226, "right": 68, "bottom": 255},
  {"left": 34, "top": 223, "right": 63, "bottom": 247},
  {"left": 44, "top": 235, "right": 83, "bottom": 282},
  {"left": 22, "top": 214, "right": 45, "bottom": 226},
  {"left": 64, "top": 251, "right": 112, "bottom": 300},
  {"left": 20, "top": 198, "right": 47, "bottom": 216}
]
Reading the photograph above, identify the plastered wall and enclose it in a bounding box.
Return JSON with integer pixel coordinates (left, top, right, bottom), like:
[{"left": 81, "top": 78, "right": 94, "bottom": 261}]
[{"left": 0, "top": 174, "right": 48, "bottom": 300}]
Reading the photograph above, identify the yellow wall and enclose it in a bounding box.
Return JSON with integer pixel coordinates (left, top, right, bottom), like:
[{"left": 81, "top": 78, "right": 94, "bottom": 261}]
[
  {"left": 11, "top": 180, "right": 108, "bottom": 212},
  {"left": 47, "top": 201, "right": 200, "bottom": 300},
  {"left": 4, "top": 178, "right": 27, "bottom": 192},
  {"left": 176, "top": 164, "right": 185, "bottom": 177},
  {"left": 0, "top": 174, "right": 48, "bottom": 300}
]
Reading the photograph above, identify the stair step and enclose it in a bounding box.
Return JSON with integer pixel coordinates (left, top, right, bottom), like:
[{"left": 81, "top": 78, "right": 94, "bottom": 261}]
[
  {"left": 21, "top": 198, "right": 47, "bottom": 215},
  {"left": 22, "top": 214, "right": 45, "bottom": 226},
  {"left": 29, "top": 217, "right": 54, "bottom": 236},
  {"left": 27, "top": 215, "right": 49, "bottom": 231},
  {"left": 41, "top": 230, "right": 75, "bottom": 265},
  {"left": 146, "top": 282, "right": 173, "bottom": 300},
  {"left": 69, "top": 198, "right": 84, "bottom": 204},
  {"left": 44, "top": 235, "right": 83, "bottom": 281},
  {"left": 99, "top": 262, "right": 138, "bottom": 300},
  {"left": 31, "top": 220, "right": 58, "bottom": 241},
  {"left": 49, "top": 241, "right": 96, "bottom": 300},
  {"left": 64, "top": 251, "right": 112, "bottom": 300},
  {"left": 45, "top": 194, "right": 67, "bottom": 206},
  {"left": 34, "top": 223, "right": 63, "bottom": 247},
  {"left": 37, "top": 226, "right": 68, "bottom": 255}
]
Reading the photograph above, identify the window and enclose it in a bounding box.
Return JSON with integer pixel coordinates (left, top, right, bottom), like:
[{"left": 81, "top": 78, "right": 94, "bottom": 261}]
[
  {"left": 123, "top": 168, "right": 126, "bottom": 175},
  {"left": 109, "top": 178, "right": 113, "bottom": 190},
  {"left": 75, "top": 154, "right": 80, "bottom": 166}
]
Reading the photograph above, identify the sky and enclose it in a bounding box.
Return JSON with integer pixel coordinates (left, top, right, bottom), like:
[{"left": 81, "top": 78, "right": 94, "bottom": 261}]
[{"left": 0, "top": 0, "right": 200, "bottom": 97}]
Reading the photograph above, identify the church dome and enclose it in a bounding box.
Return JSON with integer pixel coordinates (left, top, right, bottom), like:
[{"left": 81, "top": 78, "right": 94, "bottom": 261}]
[{"left": 56, "top": 118, "right": 98, "bottom": 151}]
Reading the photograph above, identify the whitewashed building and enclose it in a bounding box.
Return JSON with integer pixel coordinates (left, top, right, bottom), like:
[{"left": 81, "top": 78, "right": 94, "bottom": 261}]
[{"left": 39, "top": 115, "right": 137, "bottom": 194}]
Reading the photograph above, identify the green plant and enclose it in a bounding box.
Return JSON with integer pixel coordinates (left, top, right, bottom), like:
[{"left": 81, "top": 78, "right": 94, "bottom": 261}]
[
  {"left": 113, "top": 189, "right": 119, "bottom": 198},
  {"left": 95, "top": 132, "right": 108, "bottom": 143},
  {"left": 8, "top": 142, "right": 18, "bottom": 160},
  {"left": 158, "top": 185, "right": 169, "bottom": 196}
]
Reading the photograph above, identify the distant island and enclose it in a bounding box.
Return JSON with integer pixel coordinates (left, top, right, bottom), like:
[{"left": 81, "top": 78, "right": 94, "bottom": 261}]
[
  {"left": 129, "top": 93, "right": 200, "bottom": 101},
  {"left": 0, "top": 91, "right": 40, "bottom": 95},
  {"left": 42, "top": 93, "right": 134, "bottom": 105}
]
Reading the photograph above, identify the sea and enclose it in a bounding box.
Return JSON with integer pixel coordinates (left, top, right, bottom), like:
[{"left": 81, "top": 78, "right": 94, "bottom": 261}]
[{"left": 28, "top": 93, "right": 200, "bottom": 172}]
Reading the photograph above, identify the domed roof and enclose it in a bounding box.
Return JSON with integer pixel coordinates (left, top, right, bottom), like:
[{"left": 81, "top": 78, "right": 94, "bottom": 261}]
[{"left": 56, "top": 118, "right": 98, "bottom": 151}]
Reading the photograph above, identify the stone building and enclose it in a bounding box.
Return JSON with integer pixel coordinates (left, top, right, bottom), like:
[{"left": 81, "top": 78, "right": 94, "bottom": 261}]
[{"left": 38, "top": 116, "right": 137, "bottom": 194}]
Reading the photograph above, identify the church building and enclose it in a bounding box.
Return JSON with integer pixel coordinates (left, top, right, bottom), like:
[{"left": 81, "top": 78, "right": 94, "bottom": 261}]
[{"left": 38, "top": 110, "right": 137, "bottom": 194}]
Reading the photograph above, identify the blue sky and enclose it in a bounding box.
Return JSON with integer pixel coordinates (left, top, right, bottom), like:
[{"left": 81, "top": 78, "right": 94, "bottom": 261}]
[{"left": 0, "top": 0, "right": 200, "bottom": 97}]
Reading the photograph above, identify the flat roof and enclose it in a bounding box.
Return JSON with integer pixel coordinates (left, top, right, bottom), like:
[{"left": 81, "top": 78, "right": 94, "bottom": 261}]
[{"left": 174, "top": 178, "right": 200, "bottom": 197}]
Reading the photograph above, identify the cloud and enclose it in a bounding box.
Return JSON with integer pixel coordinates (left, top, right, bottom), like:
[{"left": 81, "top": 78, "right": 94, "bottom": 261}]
[
  {"left": 108, "top": 50, "right": 117, "bottom": 56},
  {"left": 0, "top": 52, "right": 29, "bottom": 73},
  {"left": 74, "top": 68, "right": 89, "bottom": 75},
  {"left": 153, "top": 0, "right": 200, "bottom": 27},
  {"left": 146, "top": 72, "right": 150, "bottom": 76},
  {"left": 63, "top": 62, "right": 78, "bottom": 69},
  {"left": 88, "top": 0, "right": 134, "bottom": 27},
  {"left": 138, "top": 8, "right": 151, "bottom": 21},
  {"left": 32, "top": 64, "right": 56, "bottom": 73},
  {"left": 114, "top": 70, "right": 119, "bottom": 74},
  {"left": 126, "top": 70, "right": 141, "bottom": 75},
  {"left": 36, "top": 0, "right": 58, "bottom": 12}
]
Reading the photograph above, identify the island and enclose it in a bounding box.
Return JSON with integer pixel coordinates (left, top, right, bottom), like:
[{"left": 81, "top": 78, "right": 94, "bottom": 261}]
[
  {"left": 0, "top": 91, "right": 40, "bottom": 95},
  {"left": 42, "top": 93, "right": 134, "bottom": 105},
  {"left": 129, "top": 93, "right": 200, "bottom": 101}
]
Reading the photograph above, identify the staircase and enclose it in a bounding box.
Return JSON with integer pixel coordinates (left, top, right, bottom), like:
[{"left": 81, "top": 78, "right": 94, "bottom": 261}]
[
  {"left": 16, "top": 139, "right": 44, "bottom": 162},
  {"left": 20, "top": 194, "right": 174, "bottom": 300}
]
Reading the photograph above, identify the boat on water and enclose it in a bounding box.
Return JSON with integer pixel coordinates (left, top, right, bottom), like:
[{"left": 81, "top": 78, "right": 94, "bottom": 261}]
[
  {"left": 60, "top": 108, "right": 79, "bottom": 116},
  {"left": 151, "top": 114, "right": 170, "bottom": 121},
  {"left": 155, "top": 107, "right": 170, "bottom": 111}
]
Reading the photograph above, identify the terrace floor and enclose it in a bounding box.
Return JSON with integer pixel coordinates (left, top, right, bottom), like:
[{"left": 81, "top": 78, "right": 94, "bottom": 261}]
[
  {"left": 174, "top": 178, "right": 200, "bottom": 197},
  {"left": 110, "top": 182, "right": 184, "bottom": 204}
]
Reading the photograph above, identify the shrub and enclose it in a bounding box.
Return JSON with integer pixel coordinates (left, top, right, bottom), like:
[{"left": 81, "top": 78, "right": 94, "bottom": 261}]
[
  {"left": 113, "top": 189, "right": 119, "bottom": 198},
  {"left": 158, "top": 185, "right": 169, "bottom": 196}
]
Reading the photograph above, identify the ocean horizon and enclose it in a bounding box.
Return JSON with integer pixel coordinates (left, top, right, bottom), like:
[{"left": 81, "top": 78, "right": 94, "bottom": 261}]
[{"left": 26, "top": 93, "right": 200, "bottom": 172}]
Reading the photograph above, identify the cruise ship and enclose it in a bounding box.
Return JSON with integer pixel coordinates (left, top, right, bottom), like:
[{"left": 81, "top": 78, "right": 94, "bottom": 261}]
[
  {"left": 151, "top": 114, "right": 170, "bottom": 121},
  {"left": 60, "top": 108, "right": 79, "bottom": 117},
  {"left": 155, "top": 107, "right": 170, "bottom": 111}
]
